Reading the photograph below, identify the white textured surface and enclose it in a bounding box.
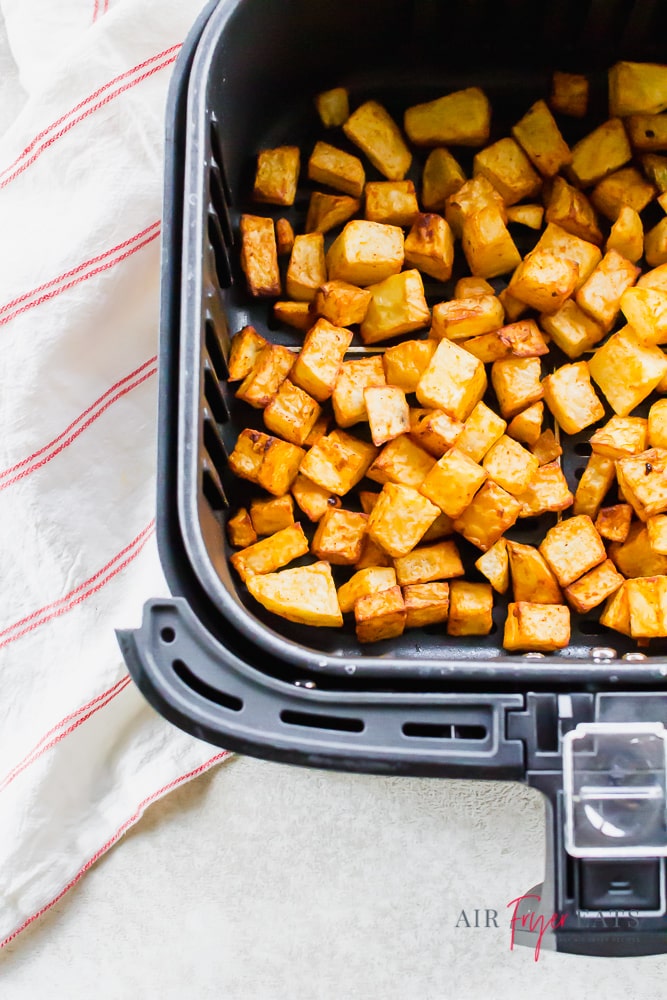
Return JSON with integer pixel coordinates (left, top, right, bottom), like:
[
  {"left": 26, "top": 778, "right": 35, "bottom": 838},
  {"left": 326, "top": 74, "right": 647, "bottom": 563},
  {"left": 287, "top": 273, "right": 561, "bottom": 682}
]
[{"left": 2, "top": 753, "right": 667, "bottom": 997}]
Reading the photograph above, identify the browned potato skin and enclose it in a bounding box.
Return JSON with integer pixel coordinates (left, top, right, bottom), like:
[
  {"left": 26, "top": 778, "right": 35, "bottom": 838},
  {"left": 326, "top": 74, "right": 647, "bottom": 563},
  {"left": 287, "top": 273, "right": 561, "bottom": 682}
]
[
  {"left": 393, "top": 540, "right": 465, "bottom": 586},
  {"left": 503, "top": 602, "right": 570, "bottom": 652},
  {"left": 337, "top": 567, "right": 397, "bottom": 614},
  {"left": 229, "top": 429, "right": 305, "bottom": 497},
  {"left": 595, "top": 504, "right": 633, "bottom": 543},
  {"left": 368, "top": 483, "right": 440, "bottom": 558},
  {"left": 250, "top": 494, "right": 295, "bottom": 536},
  {"left": 312, "top": 509, "right": 368, "bottom": 565},
  {"left": 403, "top": 583, "right": 450, "bottom": 628},
  {"left": 355, "top": 586, "right": 407, "bottom": 642},
  {"left": 240, "top": 214, "right": 281, "bottom": 297},
  {"left": 517, "top": 462, "right": 573, "bottom": 518},
  {"left": 228, "top": 325, "right": 268, "bottom": 382},
  {"left": 447, "top": 582, "right": 493, "bottom": 636},
  {"left": 247, "top": 562, "right": 343, "bottom": 628},
  {"left": 230, "top": 523, "right": 309, "bottom": 583},
  {"left": 227, "top": 508, "right": 257, "bottom": 548},
  {"left": 253, "top": 146, "right": 300, "bottom": 206},
  {"left": 507, "top": 541, "right": 563, "bottom": 604},
  {"left": 539, "top": 515, "right": 607, "bottom": 588},
  {"left": 475, "top": 538, "right": 510, "bottom": 594},
  {"left": 550, "top": 72, "right": 589, "bottom": 118},
  {"left": 564, "top": 559, "right": 625, "bottom": 614}
]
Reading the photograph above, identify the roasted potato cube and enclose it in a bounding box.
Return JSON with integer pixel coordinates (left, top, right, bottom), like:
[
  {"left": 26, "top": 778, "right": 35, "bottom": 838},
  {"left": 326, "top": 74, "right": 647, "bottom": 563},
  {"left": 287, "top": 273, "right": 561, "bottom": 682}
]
[
  {"left": 285, "top": 233, "right": 326, "bottom": 302},
  {"left": 422, "top": 148, "right": 466, "bottom": 210},
  {"left": 247, "top": 561, "right": 343, "bottom": 627},
  {"left": 474, "top": 137, "right": 542, "bottom": 205},
  {"left": 491, "top": 357, "right": 544, "bottom": 420},
  {"left": 599, "top": 581, "right": 632, "bottom": 635},
  {"left": 253, "top": 146, "right": 300, "bottom": 206},
  {"left": 507, "top": 402, "right": 544, "bottom": 447},
  {"left": 304, "top": 415, "right": 329, "bottom": 448},
  {"left": 591, "top": 167, "right": 655, "bottom": 222},
  {"left": 360, "top": 269, "right": 430, "bottom": 344},
  {"left": 308, "top": 141, "right": 365, "bottom": 197},
  {"left": 300, "top": 430, "right": 377, "bottom": 496},
  {"left": 273, "top": 301, "right": 312, "bottom": 332},
  {"left": 230, "top": 522, "right": 309, "bottom": 582},
  {"left": 595, "top": 504, "right": 633, "bottom": 543},
  {"left": 446, "top": 175, "right": 507, "bottom": 237},
  {"left": 508, "top": 250, "right": 579, "bottom": 314},
  {"left": 291, "top": 474, "right": 341, "bottom": 523},
  {"left": 365, "top": 180, "right": 419, "bottom": 227},
  {"left": 421, "top": 511, "right": 456, "bottom": 543},
  {"left": 534, "top": 223, "right": 602, "bottom": 290},
  {"left": 343, "top": 101, "right": 412, "bottom": 181},
  {"left": 545, "top": 177, "right": 602, "bottom": 244},
  {"left": 332, "top": 356, "right": 386, "bottom": 427},
  {"left": 291, "top": 319, "right": 352, "bottom": 402},
  {"left": 531, "top": 429, "right": 562, "bottom": 466},
  {"left": 410, "top": 410, "right": 464, "bottom": 458},
  {"left": 364, "top": 386, "right": 410, "bottom": 446},
  {"left": 368, "top": 483, "right": 440, "bottom": 558},
  {"left": 645, "top": 217, "right": 667, "bottom": 266},
  {"left": 542, "top": 362, "right": 604, "bottom": 436},
  {"left": 455, "top": 277, "right": 495, "bottom": 299},
  {"left": 431, "top": 294, "right": 504, "bottom": 341},
  {"left": 475, "top": 538, "right": 510, "bottom": 594},
  {"left": 649, "top": 399, "right": 667, "bottom": 447},
  {"left": 625, "top": 576, "right": 667, "bottom": 638},
  {"left": 312, "top": 508, "right": 368, "bottom": 565},
  {"left": 263, "top": 381, "right": 321, "bottom": 446},
  {"left": 569, "top": 119, "right": 632, "bottom": 187},
  {"left": 275, "top": 218, "right": 295, "bottom": 256},
  {"left": 355, "top": 585, "right": 406, "bottom": 642},
  {"left": 383, "top": 339, "right": 436, "bottom": 393},
  {"left": 539, "top": 300, "right": 604, "bottom": 359},
  {"left": 565, "top": 559, "right": 625, "bottom": 614},
  {"left": 610, "top": 521, "right": 667, "bottom": 577},
  {"left": 305, "top": 192, "right": 360, "bottom": 235},
  {"left": 454, "top": 481, "right": 522, "bottom": 551},
  {"left": 462, "top": 206, "right": 522, "bottom": 280},
  {"left": 227, "top": 325, "right": 267, "bottom": 381},
  {"left": 235, "top": 344, "right": 294, "bottom": 408},
  {"left": 315, "top": 87, "right": 349, "bottom": 128},
  {"left": 512, "top": 99, "right": 572, "bottom": 177},
  {"left": 355, "top": 536, "right": 393, "bottom": 570},
  {"left": 589, "top": 325, "right": 667, "bottom": 416},
  {"left": 313, "top": 281, "right": 371, "bottom": 328},
  {"left": 367, "top": 435, "right": 436, "bottom": 489},
  {"left": 404, "top": 213, "right": 455, "bottom": 282},
  {"left": 609, "top": 61, "right": 667, "bottom": 117},
  {"left": 643, "top": 153, "right": 667, "bottom": 194},
  {"left": 516, "top": 462, "right": 573, "bottom": 517},
  {"left": 455, "top": 401, "right": 507, "bottom": 463},
  {"left": 403, "top": 583, "right": 450, "bottom": 628},
  {"left": 464, "top": 319, "right": 549, "bottom": 364},
  {"left": 227, "top": 508, "right": 257, "bottom": 548},
  {"left": 539, "top": 515, "right": 606, "bottom": 587},
  {"left": 417, "top": 339, "right": 487, "bottom": 421},
  {"left": 326, "top": 220, "right": 404, "bottom": 286},
  {"left": 483, "top": 435, "right": 539, "bottom": 496},
  {"left": 405, "top": 87, "right": 490, "bottom": 146},
  {"left": 576, "top": 251, "right": 641, "bottom": 331},
  {"left": 621, "top": 286, "right": 667, "bottom": 344},
  {"left": 250, "top": 494, "right": 295, "bottom": 536},
  {"left": 394, "top": 539, "right": 464, "bottom": 586},
  {"left": 590, "top": 415, "right": 647, "bottom": 459},
  {"left": 573, "top": 453, "right": 616, "bottom": 519},
  {"left": 617, "top": 448, "right": 667, "bottom": 520},
  {"left": 419, "top": 448, "right": 487, "bottom": 518},
  {"left": 648, "top": 514, "right": 667, "bottom": 554},
  {"left": 507, "top": 541, "right": 562, "bottom": 604},
  {"left": 506, "top": 204, "right": 545, "bottom": 229},
  {"left": 359, "top": 491, "right": 381, "bottom": 515},
  {"left": 240, "top": 214, "right": 280, "bottom": 298},
  {"left": 503, "top": 602, "right": 570, "bottom": 652},
  {"left": 229, "top": 430, "right": 305, "bottom": 497},
  {"left": 447, "top": 581, "right": 493, "bottom": 636},
  {"left": 550, "top": 71, "right": 589, "bottom": 118},
  {"left": 337, "top": 566, "right": 397, "bottom": 614}
]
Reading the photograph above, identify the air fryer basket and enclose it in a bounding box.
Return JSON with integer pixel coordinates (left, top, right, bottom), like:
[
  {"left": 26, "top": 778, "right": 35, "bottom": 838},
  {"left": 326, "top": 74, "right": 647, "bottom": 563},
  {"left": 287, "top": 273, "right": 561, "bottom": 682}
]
[{"left": 118, "top": 0, "right": 667, "bottom": 956}]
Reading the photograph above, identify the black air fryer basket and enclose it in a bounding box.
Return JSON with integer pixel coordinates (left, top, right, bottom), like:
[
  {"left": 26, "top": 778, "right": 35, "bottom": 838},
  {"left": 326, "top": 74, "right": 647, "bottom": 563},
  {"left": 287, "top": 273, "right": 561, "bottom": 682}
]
[{"left": 119, "top": 0, "right": 667, "bottom": 957}]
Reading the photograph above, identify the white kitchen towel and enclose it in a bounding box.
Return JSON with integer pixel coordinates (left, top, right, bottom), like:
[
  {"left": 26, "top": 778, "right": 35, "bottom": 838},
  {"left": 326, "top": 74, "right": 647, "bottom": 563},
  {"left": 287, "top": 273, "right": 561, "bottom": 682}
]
[{"left": 0, "top": 0, "right": 233, "bottom": 948}]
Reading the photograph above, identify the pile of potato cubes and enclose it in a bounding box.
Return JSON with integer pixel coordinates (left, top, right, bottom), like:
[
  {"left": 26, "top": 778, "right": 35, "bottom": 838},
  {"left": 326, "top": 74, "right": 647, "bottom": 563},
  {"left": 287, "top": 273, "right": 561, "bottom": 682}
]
[{"left": 224, "top": 61, "right": 667, "bottom": 651}]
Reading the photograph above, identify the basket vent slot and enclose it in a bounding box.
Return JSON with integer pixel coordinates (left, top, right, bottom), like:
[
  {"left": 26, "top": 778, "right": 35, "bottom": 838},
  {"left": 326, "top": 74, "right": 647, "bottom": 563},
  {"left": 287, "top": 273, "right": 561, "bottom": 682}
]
[
  {"left": 210, "top": 164, "right": 234, "bottom": 250},
  {"left": 203, "top": 411, "right": 228, "bottom": 472},
  {"left": 208, "top": 211, "right": 232, "bottom": 290},
  {"left": 204, "top": 364, "right": 229, "bottom": 424},
  {"left": 202, "top": 460, "right": 227, "bottom": 512},
  {"left": 280, "top": 709, "right": 364, "bottom": 734},
  {"left": 172, "top": 658, "right": 243, "bottom": 711},
  {"left": 209, "top": 117, "right": 232, "bottom": 204},
  {"left": 205, "top": 318, "right": 228, "bottom": 381},
  {"left": 402, "top": 722, "right": 487, "bottom": 740}
]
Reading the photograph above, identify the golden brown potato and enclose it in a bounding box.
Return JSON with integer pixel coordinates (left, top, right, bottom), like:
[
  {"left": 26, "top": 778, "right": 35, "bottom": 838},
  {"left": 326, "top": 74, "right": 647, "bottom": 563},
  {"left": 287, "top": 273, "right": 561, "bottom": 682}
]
[
  {"left": 590, "top": 415, "right": 647, "bottom": 459},
  {"left": 569, "top": 119, "right": 632, "bottom": 187},
  {"left": 247, "top": 561, "right": 343, "bottom": 627},
  {"left": 240, "top": 214, "right": 281, "bottom": 298},
  {"left": 304, "top": 415, "right": 330, "bottom": 447},
  {"left": 625, "top": 576, "right": 667, "bottom": 638},
  {"left": 517, "top": 462, "right": 573, "bottom": 518},
  {"left": 539, "top": 300, "right": 604, "bottom": 360},
  {"left": 410, "top": 410, "right": 464, "bottom": 458},
  {"left": 503, "top": 602, "right": 570, "bottom": 652},
  {"left": 332, "top": 356, "right": 386, "bottom": 428},
  {"left": 606, "top": 206, "right": 644, "bottom": 264},
  {"left": 648, "top": 514, "right": 667, "bottom": 553},
  {"left": 491, "top": 357, "right": 544, "bottom": 420},
  {"left": 564, "top": 559, "right": 625, "bottom": 613},
  {"left": 422, "top": 148, "right": 466, "bottom": 210},
  {"left": 235, "top": 344, "right": 294, "bottom": 409},
  {"left": 315, "top": 87, "right": 349, "bottom": 128},
  {"left": 344, "top": 101, "right": 412, "bottom": 180},
  {"left": 355, "top": 536, "right": 393, "bottom": 570},
  {"left": 539, "top": 515, "right": 606, "bottom": 587},
  {"left": 610, "top": 522, "right": 667, "bottom": 577},
  {"left": 291, "top": 474, "right": 341, "bottom": 523},
  {"left": 227, "top": 325, "right": 267, "bottom": 382},
  {"left": 589, "top": 325, "right": 667, "bottom": 416},
  {"left": 506, "top": 204, "right": 544, "bottom": 229},
  {"left": 544, "top": 177, "right": 602, "bottom": 244},
  {"left": 365, "top": 180, "right": 419, "bottom": 227},
  {"left": 227, "top": 508, "right": 257, "bottom": 549},
  {"left": 290, "top": 319, "right": 352, "bottom": 402},
  {"left": 643, "top": 153, "right": 667, "bottom": 194},
  {"left": 417, "top": 339, "right": 487, "bottom": 421},
  {"left": 394, "top": 539, "right": 464, "bottom": 586},
  {"left": 474, "top": 137, "right": 542, "bottom": 205},
  {"left": 250, "top": 494, "right": 295, "bottom": 536},
  {"left": 419, "top": 448, "right": 487, "bottom": 518},
  {"left": 609, "top": 61, "right": 667, "bottom": 117},
  {"left": 403, "top": 583, "right": 450, "bottom": 628},
  {"left": 313, "top": 281, "right": 371, "bottom": 328},
  {"left": 431, "top": 295, "right": 504, "bottom": 342},
  {"left": 404, "top": 87, "right": 491, "bottom": 147},
  {"left": 542, "top": 362, "right": 605, "bottom": 436},
  {"left": 308, "top": 141, "right": 365, "bottom": 197},
  {"left": 421, "top": 512, "right": 455, "bottom": 543},
  {"left": 464, "top": 319, "right": 549, "bottom": 364},
  {"left": 573, "top": 453, "right": 616, "bottom": 519},
  {"left": 595, "top": 504, "right": 633, "bottom": 543},
  {"left": 253, "top": 146, "right": 300, "bottom": 206},
  {"left": 461, "top": 206, "right": 522, "bottom": 279},
  {"left": 305, "top": 192, "right": 360, "bottom": 234},
  {"left": 621, "top": 286, "right": 667, "bottom": 344},
  {"left": 507, "top": 402, "right": 544, "bottom": 447},
  {"left": 531, "top": 429, "right": 562, "bottom": 466},
  {"left": 326, "top": 220, "right": 404, "bottom": 286},
  {"left": 263, "top": 380, "right": 321, "bottom": 446},
  {"left": 337, "top": 566, "right": 397, "bottom": 614},
  {"left": 355, "top": 585, "right": 406, "bottom": 642},
  {"left": 599, "top": 582, "right": 632, "bottom": 635},
  {"left": 368, "top": 484, "right": 440, "bottom": 558},
  {"left": 649, "top": 399, "right": 667, "bottom": 447},
  {"left": 446, "top": 175, "right": 507, "bottom": 237},
  {"left": 286, "top": 233, "right": 326, "bottom": 302},
  {"left": 447, "top": 581, "right": 493, "bottom": 636},
  {"left": 404, "top": 213, "right": 455, "bottom": 282},
  {"left": 299, "top": 429, "right": 377, "bottom": 496},
  {"left": 230, "top": 522, "right": 309, "bottom": 582},
  {"left": 273, "top": 301, "right": 312, "bottom": 331},
  {"left": 275, "top": 218, "right": 295, "bottom": 256},
  {"left": 550, "top": 71, "right": 589, "bottom": 118},
  {"left": 383, "top": 339, "right": 436, "bottom": 394},
  {"left": 312, "top": 508, "right": 368, "bottom": 565},
  {"left": 366, "top": 435, "right": 435, "bottom": 489},
  {"left": 512, "top": 99, "right": 572, "bottom": 177},
  {"left": 533, "top": 223, "right": 602, "bottom": 289},
  {"left": 455, "top": 401, "right": 507, "bottom": 463},
  {"left": 591, "top": 166, "right": 655, "bottom": 221},
  {"left": 507, "top": 541, "right": 563, "bottom": 604},
  {"left": 455, "top": 277, "right": 495, "bottom": 299},
  {"left": 364, "top": 386, "right": 410, "bottom": 446},
  {"left": 508, "top": 250, "right": 579, "bottom": 314},
  {"left": 617, "top": 448, "right": 667, "bottom": 520},
  {"left": 483, "top": 435, "right": 539, "bottom": 496},
  {"left": 229, "top": 429, "right": 305, "bottom": 497},
  {"left": 453, "top": 481, "right": 522, "bottom": 551},
  {"left": 645, "top": 217, "right": 667, "bottom": 266},
  {"left": 360, "top": 270, "right": 430, "bottom": 344},
  {"left": 475, "top": 538, "right": 510, "bottom": 594}
]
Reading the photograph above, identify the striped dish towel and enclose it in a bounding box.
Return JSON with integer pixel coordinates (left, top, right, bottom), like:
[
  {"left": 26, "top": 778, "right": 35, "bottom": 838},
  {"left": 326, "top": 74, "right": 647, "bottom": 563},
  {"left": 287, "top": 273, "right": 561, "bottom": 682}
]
[{"left": 0, "top": 0, "right": 230, "bottom": 948}]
